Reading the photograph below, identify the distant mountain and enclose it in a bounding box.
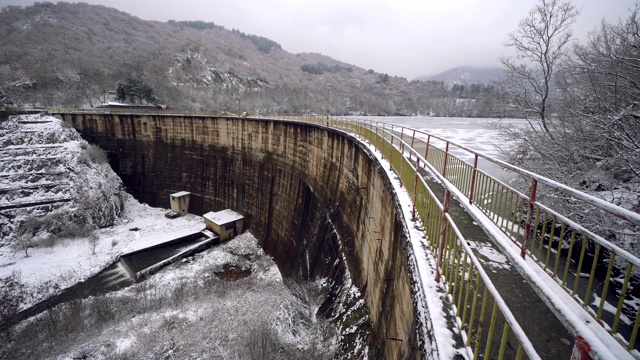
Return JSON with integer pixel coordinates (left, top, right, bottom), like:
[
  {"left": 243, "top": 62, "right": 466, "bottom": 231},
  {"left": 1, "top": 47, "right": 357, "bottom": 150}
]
[
  {"left": 414, "top": 66, "right": 505, "bottom": 88},
  {"left": 0, "top": 3, "right": 507, "bottom": 117}
]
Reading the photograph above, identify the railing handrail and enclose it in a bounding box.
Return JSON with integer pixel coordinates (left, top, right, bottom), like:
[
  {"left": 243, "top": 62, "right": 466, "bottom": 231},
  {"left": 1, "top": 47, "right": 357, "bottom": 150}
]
[
  {"left": 376, "top": 120, "right": 640, "bottom": 227},
  {"left": 350, "top": 118, "right": 635, "bottom": 359},
  {"left": 376, "top": 119, "right": 640, "bottom": 268},
  {"left": 362, "top": 118, "right": 640, "bottom": 268}
]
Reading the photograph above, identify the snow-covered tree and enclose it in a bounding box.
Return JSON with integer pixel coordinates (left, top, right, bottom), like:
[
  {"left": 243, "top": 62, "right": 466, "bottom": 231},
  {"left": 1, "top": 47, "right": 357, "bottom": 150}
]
[{"left": 499, "top": 0, "right": 579, "bottom": 137}]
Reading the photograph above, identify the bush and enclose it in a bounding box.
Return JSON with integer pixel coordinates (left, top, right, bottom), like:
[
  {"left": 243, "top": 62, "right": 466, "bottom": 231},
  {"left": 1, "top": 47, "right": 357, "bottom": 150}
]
[
  {"left": 0, "top": 272, "right": 25, "bottom": 322},
  {"left": 79, "top": 143, "right": 108, "bottom": 164}
]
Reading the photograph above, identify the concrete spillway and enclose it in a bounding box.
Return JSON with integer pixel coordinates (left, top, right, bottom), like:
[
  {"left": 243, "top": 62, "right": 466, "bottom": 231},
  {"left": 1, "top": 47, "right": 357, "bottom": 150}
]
[{"left": 57, "top": 113, "right": 425, "bottom": 359}]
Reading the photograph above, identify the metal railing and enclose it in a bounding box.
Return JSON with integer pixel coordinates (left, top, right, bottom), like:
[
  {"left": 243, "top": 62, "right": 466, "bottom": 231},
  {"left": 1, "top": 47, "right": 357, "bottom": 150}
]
[
  {"left": 273, "top": 114, "right": 638, "bottom": 358},
  {"left": 355, "top": 121, "right": 541, "bottom": 359},
  {"left": 325, "top": 116, "right": 640, "bottom": 358},
  {"left": 268, "top": 115, "right": 541, "bottom": 359}
]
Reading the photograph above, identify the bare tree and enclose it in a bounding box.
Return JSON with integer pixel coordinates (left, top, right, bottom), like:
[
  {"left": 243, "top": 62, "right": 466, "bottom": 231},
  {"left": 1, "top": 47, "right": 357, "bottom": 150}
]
[
  {"left": 500, "top": 0, "right": 580, "bottom": 137},
  {"left": 497, "top": 4, "right": 640, "bottom": 250}
]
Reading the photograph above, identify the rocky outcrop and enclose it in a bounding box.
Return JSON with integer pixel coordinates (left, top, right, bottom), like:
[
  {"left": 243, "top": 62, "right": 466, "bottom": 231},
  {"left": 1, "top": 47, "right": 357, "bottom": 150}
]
[{"left": 0, "top": 114, "right": 124, "bottom": 245}]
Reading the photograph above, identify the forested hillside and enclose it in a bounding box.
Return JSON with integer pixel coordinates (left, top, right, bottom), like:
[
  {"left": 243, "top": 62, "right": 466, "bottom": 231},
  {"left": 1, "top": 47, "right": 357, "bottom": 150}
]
[{"left": 0, "top": 2, "right": 504, "bottom": 116}]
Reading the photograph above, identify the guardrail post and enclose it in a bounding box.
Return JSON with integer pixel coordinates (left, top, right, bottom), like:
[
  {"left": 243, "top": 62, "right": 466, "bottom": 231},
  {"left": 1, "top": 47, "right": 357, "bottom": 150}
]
[
  {"left": 400, "top": 126, "right": 404, "bottom": 142},
  {"left": 413, "top": 159, "right": 420, "bottom": 219},
  {"left": 399, "top": 143, "right": 404, "bottom": 188},
  {"left": 521, "top": 179, "right": 538, "bottom": 259},
  {"left": 435, "top": 189, "right": 451, "bottom": 282},
  {"left": 425, "top": 134, "right": 431, "bottom": 162},
  {"left": 469, "top": 154, "right": 479, "bottom": 204},
  {"left": 571, "top": 336, "right": 591, "bottom": 360},
  {"left": 442, "top": 142, "right": 450, "bottom": 177},
  {"left": 410, "top": 130, "right": 416, "bottom": 161}
]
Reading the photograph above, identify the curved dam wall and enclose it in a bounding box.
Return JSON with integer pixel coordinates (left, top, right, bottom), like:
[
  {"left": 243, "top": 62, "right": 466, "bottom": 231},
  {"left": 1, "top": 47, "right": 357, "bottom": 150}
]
[{"left": 59, "top": 113, "right": 425, "bottom": 359}]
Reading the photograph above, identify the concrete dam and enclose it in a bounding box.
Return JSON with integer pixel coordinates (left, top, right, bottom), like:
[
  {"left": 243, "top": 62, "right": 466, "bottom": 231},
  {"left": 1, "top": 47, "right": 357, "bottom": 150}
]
[{"left": 58, "top": 113, "right": 425, "bottom": 359}]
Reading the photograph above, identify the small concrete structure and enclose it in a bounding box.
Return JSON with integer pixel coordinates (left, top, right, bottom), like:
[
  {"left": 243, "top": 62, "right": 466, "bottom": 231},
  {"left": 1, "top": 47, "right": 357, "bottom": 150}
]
[
  {"left": 169, "top": 191, "right": 191, "bottom": 217},
  {"left": 203, "top": 209, "right": 244, "bottom": 241}
]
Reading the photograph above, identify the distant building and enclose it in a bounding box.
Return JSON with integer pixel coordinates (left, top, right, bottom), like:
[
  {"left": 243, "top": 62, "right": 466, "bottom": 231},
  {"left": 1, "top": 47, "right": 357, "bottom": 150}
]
[
  {"left": 203, "top": 209, "right": 244, "bottom": 241},
  {"left": 107, "top": 90, "right": 118, "bottom": 102}
]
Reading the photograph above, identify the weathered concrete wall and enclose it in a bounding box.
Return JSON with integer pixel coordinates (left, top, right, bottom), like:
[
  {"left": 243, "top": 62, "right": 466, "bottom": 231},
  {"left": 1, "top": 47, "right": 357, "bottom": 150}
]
[{"left": 60, "top": 113, "right": 422, "bottom": 359}]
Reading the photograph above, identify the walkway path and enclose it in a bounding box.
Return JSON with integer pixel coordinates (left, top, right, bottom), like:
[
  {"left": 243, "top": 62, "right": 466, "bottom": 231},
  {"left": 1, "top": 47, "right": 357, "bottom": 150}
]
[{"left": 420, "top": 168, "right": 574, "bottom": 359}]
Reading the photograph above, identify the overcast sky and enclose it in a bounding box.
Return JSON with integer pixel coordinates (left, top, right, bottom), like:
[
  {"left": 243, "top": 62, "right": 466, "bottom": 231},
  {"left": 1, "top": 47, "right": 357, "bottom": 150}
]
[{"left": 0, "top": 0, "right": 635, "bottom": 79}]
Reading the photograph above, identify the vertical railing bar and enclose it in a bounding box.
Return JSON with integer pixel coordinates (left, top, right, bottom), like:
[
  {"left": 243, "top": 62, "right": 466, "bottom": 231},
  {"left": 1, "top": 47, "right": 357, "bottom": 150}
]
[
  {"left": 435, "top": 190, "right": 451, "bottom": 282},
  {"left": 410, "top": 129, "right": 416, "bottom": 149},
  {"left": 515, "top": 344, "right": 525, "bottom": 360},
  {"left": 530, "top": 208, "right": 542, "bottom": 256},
  {"left": 553, "top": 223, "right": 567, "bottom": 277},
  {"left": 485, "top": 301, "right": 500, "bottom": 359},
  {"left": 497, "top": 321, "right": 511, "bottom": 360},
  {"left": 424, "top": 134, "right": 431, "bottom": 164},
  {"left": 442, "top": 142, "right": 450, "bottom": 177},
  {"left": 495, "top": 186, "right": 507, "bottom": 225},
  {"left": 488, "top": 179, "right": 499, "bottom": 221},
  {"left": 442, "top": 225, "right": 452, "bottom": 282},
  {"left": 466, "top": 271, "right": 482, "bottom": 346},
  {"left": 562, "top": 229, "right": 578, "bottom": 286},
  {"left": 461, "top": 263, "right": 475, "bottom": 326},
  {"left": 487, "top": 183, "right": 499, "bottom": 221},
  {"left": 597, "top": 251, "right": 616, "bottom": 321},
  {"left": 515, "top": 200, "right": 524, "bottom": 244},
  {"left": 451, "top": 236, "right": 463, "bottom": 301},
  {"left": 473, "top": 287, "right": 490, "bottom": 360},
  {"left": 612, "top": 262, "right": 633, "bottom": 333},
  {"left": 572, "top": 235, "right": 589, "bottom": 296},
  {"left": 537, "top": 212, "right": 549, "bottom": 260},
  {"left": 544, "top": 216, "right": 557, "bottom": 270},
  {"left": 628, "top": 302, "right": 640, "bottom": 349},
  {"left": 446, "top": 226, "right": 457, "bottom": 283},
  {"left": 479, "top": 172, "right": 489, "bottom": 213},
  {"left": 584, "top": 243, "right": 600, "bottom": 306},
  {"left": 508, "top": 194, "right": 518, "bottom": 238},
  {"left": 502, "top": 188, "right": 511, "bottom": 230},
  {"left": 457, "top": 252, "right": 469, "bottom": 313},
  {"left": 412, "top": 160, "right": 419, "bottom": 218},
  {"left": 521, "top": 179, "right": 538, "bottom": 258}
]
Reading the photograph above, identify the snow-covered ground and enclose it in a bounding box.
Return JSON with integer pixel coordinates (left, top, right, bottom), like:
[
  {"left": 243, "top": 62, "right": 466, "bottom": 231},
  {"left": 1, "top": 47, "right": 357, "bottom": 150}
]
[
  {"left": 0, "top": 193, "right": 205, "bottom": 311},
  {"left": 0, "top": 114, "right": 206, "bottom": 311},
  {"left": 2, "top": 232, "right": 340, "bottom": 359},
  {"left": 0, "top": 113, "right": 354, "bottom": 359},
  {"left": 0, "top": 114, "right": 340, "bottom": 359}
]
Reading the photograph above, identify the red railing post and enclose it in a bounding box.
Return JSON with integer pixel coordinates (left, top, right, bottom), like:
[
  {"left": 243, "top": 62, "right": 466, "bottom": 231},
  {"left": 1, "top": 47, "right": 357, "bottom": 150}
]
[
  {"left": 425, "top": 134, "right": 431, "bottom": 162},
  {"left": 410, "top": 129, "right": 416, "bottom": 161},
  {"left": 413, "top": 158, "right": 420, "bottom": 219},
  {"left": 469, "top": 154, "right": 479, "bottom": 204},
  {"left": 435, "top": 189, "right": 451, "bottom": 282},
  {"left": 521, "top": 179, "right": 538, "bottom": 259}
]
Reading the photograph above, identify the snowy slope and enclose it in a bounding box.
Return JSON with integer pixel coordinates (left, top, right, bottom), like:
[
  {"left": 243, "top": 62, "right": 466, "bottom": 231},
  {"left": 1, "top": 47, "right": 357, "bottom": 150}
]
[
  {"left": 0, "top": 114, "right": 207, "bottom": 310},
  {"left": 0, "top": 114, "right": 123, "bottom": 244}
]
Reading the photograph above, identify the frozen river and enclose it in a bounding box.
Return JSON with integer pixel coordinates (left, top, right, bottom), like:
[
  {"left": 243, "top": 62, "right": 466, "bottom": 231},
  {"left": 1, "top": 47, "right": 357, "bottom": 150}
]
[{"left": 348, "top": 116, "right": 527, "bottom": 183}]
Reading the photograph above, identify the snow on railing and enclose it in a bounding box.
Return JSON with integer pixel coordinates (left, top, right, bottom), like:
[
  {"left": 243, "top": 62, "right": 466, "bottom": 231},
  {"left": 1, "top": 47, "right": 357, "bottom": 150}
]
[
  {"left": 266, "top": 114, "right": 543, "bottom": 359},
  {"left": 325, "top": 116, "right": 639, "bottom": 359}
]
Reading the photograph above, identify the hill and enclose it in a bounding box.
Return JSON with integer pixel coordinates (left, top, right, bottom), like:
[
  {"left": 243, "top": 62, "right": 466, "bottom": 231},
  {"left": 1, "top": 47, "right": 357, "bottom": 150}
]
[
  {"left": 414, "top": 66, "right": 505, "bottom": 88},
  {"left": 0, "top": 2, "right": 505, "bottom": 117}
]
